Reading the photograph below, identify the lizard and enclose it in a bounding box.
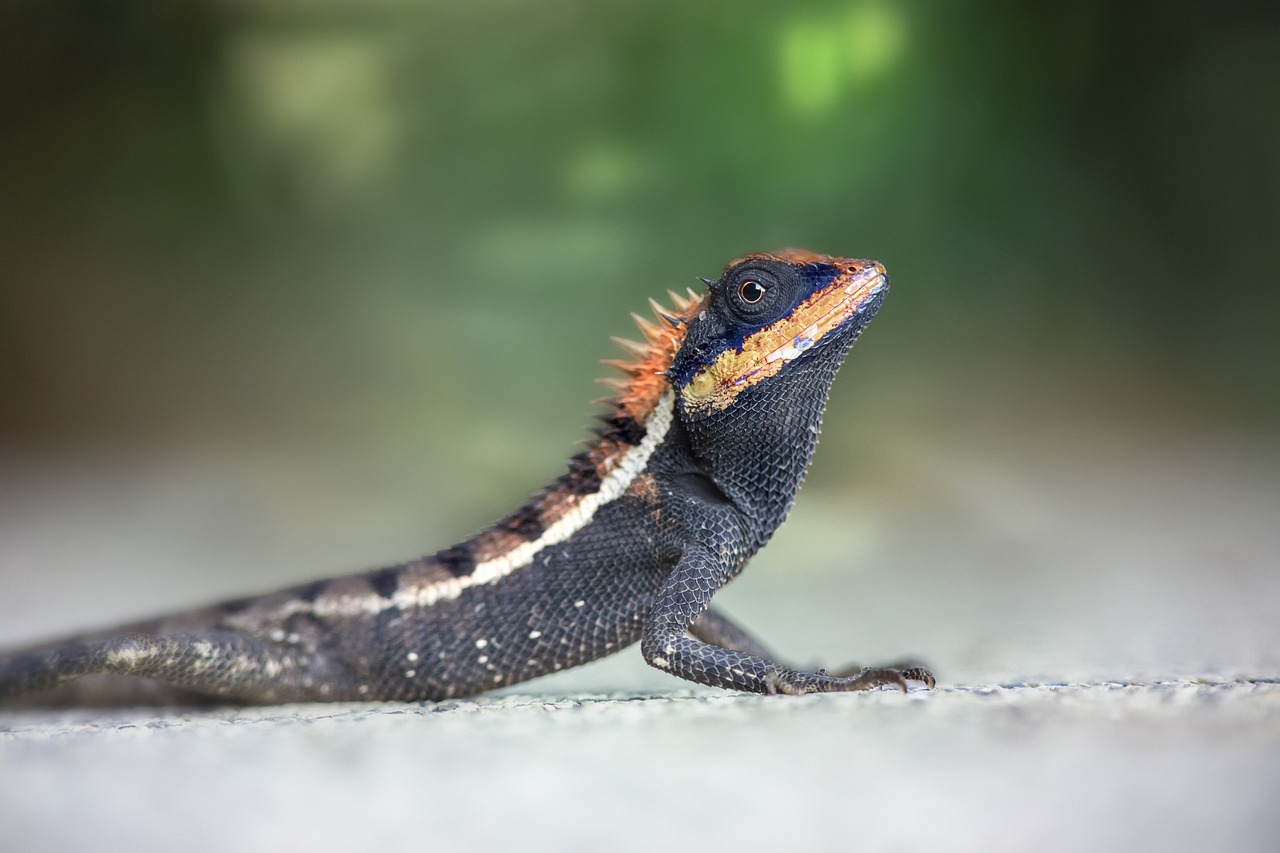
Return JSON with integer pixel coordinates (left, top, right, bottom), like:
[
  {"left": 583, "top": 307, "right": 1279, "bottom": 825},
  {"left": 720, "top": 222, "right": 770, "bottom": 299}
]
[{"left": 0, "top": 249, "right": 934, "bottom": 706}]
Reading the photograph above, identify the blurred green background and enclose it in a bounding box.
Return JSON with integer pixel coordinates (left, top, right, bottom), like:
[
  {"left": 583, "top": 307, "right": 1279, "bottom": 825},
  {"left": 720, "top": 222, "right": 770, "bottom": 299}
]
[
  {"left": 0, "top": 1, "right": 1278, "bottom": 638},
  {"left": 3, "top": 0, "right": 1278, "bottom": 441}
]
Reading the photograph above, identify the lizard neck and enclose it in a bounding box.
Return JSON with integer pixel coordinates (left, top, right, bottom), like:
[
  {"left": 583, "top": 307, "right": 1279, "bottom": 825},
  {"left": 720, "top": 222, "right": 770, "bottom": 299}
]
[{"left": 676, "top": 337, "right": 851, "bottom": 538}]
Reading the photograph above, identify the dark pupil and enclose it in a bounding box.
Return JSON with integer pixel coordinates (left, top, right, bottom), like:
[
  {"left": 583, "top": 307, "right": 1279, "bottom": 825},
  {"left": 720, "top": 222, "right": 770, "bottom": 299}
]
[{"left": 739, "top": 280, "right": 766, "bottom": 304}]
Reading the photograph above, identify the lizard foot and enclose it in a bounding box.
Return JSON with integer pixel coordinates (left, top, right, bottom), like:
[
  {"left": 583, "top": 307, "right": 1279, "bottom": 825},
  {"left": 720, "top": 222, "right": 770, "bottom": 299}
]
[
  {"left": 829, "top": 659, "right": 935, "bottom": 689},
  {"left": 765, "top": 663, "right": 935, "bottom": 695}
]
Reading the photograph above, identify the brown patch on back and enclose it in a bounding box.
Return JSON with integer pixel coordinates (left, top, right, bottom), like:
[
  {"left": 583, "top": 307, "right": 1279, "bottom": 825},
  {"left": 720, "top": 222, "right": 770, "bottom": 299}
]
[
  {"left": 311, "top": 575, "right": 381, "bottom": 614},
  {"left": 468, "top": 528, "right": 527, "bottom": 564},
  {"left": 468, "top": 478, "right": 584, "bottom": 563},
  {"left": 398, "top": 556, "right": 466, "bottom": 590},
  {"left": 625, "top": 472, "right": 661, "bottom": 505}
]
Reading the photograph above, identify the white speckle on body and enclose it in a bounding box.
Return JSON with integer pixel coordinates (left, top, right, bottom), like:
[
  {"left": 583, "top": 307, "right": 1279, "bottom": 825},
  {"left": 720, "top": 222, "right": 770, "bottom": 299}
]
[
  {"left": 406, "top": 651, "right": 419, "bottom": 662},
  {"left": 477, "top": 655, "right": 489, "bottom": 664},
  {"left": 528, "top": 630, "right": 542, "bottom": 640},
  {"left": 475, "top": 638, "right": 488, "bottom": 649},
  {"left": 404, "top": 669, "right": 416, "bottom": 678},
  {"left": 106, "top": 646, "right": 147, "bottom": 669},
  {"left": 574, "top": 600, "right": 585, "bottom": 609}
]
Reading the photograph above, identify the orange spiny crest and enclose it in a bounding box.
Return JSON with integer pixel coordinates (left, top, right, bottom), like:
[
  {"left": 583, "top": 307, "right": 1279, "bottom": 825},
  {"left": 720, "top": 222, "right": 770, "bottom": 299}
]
[
  {"left": 594, "top": 377, "right": 630, "bottom": 398},
  {"left": 602, "top": 288, "right": 706, "bottom": 423},
  {"left": 666, "top": 288, "right": 700, "bottom": 314},
  {"left": 611, "top": 336, "right": 651, "bottom": 360},
  {"left": 600, "top": 358, "right": 643, "bottom": 377},
  {"left": 632, "top": 311, "right": 665, "bottom": 345}
]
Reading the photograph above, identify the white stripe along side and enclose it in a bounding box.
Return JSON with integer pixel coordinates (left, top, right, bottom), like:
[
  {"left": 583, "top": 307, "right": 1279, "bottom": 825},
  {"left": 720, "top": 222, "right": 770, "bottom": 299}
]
[{"left": 303, "top": 391, "right": 677, "bottom": 619}]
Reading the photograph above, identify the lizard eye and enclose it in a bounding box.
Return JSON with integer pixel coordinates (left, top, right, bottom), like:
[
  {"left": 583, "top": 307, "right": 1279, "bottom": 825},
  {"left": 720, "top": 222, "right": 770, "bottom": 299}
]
[
  {"left": 715, "top": 259, "right": 798, "bottom": 328},
  {"left": 738, "top": 280, "right": 766, "bottom": 304}
]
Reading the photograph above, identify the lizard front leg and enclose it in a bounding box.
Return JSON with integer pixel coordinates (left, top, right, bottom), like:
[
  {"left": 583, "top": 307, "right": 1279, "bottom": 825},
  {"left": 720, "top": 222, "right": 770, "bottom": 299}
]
[
  {"left": 691, "top": 607, "right": 936, "bottom": 691},
  {"left": 645, "top": 547, "right": 934, "bottom": 694}
]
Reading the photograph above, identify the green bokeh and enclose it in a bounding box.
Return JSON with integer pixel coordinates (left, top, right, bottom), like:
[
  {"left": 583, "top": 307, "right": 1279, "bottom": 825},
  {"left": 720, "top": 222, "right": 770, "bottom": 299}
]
[{"left": 1, "top": 0, "right": 1277, "bottom": 457}]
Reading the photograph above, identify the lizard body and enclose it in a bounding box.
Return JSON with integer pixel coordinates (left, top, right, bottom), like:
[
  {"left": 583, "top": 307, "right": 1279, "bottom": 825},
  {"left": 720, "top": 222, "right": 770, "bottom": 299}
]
[{"left": 0, "top": 250, "right": 933, "bottom": 705}]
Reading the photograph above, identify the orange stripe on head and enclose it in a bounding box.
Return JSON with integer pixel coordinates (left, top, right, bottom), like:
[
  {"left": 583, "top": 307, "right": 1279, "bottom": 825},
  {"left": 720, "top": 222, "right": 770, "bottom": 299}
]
[{"left": 680, "top": 256, "right": 887, "bottom": 414}]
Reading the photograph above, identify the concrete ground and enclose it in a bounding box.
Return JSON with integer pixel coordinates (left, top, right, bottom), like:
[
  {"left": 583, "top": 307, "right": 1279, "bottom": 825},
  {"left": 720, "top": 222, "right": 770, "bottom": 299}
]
[
  {"left": 2, "top": 412, "right": 1278, "bottom": 851},
  {"left": 2, "top": 680, "right": 1277, "bottom": 853}
]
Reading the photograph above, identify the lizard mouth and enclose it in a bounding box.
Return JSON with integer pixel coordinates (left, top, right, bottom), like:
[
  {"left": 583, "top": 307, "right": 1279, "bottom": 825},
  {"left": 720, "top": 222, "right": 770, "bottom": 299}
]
[
  {"left": 761, "top": 262, "right": 887, "bottom": 365},
  {"left": 680, "top": 260, "right": 887, "bottom": 413}
]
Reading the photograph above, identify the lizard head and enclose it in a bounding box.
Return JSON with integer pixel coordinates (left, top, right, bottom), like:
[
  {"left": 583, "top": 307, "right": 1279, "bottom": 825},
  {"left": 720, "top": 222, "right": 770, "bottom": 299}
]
[{"left": 667, "top": 250, "right": 888, "bottom": 416}]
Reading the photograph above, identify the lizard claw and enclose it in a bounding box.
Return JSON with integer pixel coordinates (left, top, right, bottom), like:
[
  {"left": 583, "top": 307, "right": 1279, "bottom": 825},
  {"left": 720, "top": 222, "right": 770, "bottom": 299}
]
[
  {"left": 828, "top": 659, "right": 935, "bottom": 690},
  {"left": 843, "top": 667, "right": 909, "bottom": 692},
  {"left": 832, "top": 663, "right": 935, "bottom": 692},
  {"left": 897, "top": 666, "right": 936, "bottom": 689}
]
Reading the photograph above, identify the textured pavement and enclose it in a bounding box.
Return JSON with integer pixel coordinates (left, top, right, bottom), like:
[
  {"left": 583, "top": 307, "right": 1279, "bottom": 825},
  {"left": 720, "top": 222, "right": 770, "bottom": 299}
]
[
  {"left": 3, "top": 680, "right": 1278, "bottom": 852},
  {"left": 2, "top": 416, "right": 1278, "bottom": 851}
]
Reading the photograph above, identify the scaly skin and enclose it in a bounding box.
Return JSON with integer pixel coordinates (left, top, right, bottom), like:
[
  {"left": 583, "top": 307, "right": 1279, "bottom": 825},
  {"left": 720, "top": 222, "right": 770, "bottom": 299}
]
[{"left": 0, "top": 250, "right": 933, "bottom": 706}]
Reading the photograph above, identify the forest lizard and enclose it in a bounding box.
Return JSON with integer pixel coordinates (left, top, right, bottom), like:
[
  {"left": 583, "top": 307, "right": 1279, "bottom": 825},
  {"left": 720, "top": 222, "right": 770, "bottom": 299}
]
[{"left": 0, "top": 250, "right": 934, "bottom": 705}]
